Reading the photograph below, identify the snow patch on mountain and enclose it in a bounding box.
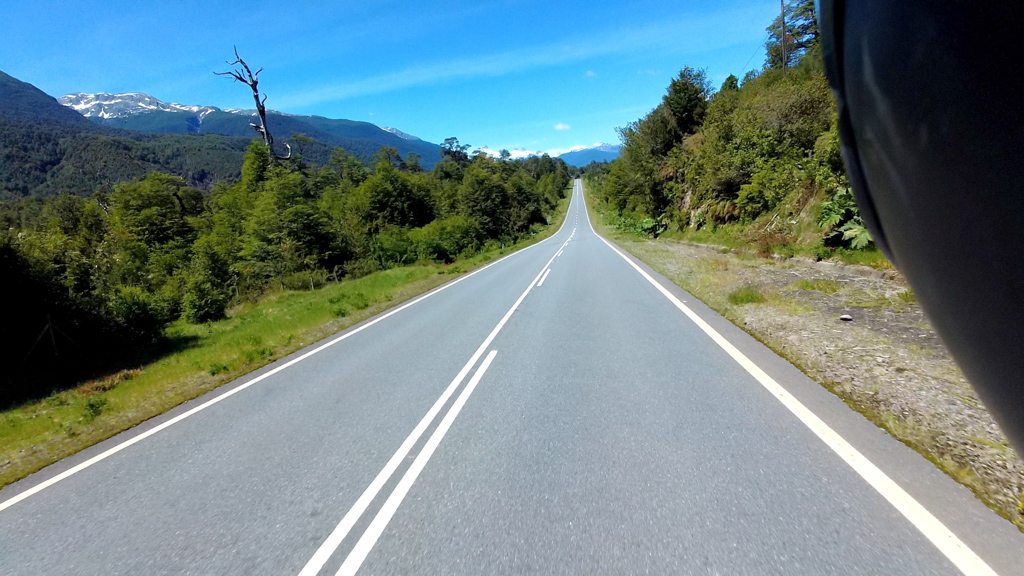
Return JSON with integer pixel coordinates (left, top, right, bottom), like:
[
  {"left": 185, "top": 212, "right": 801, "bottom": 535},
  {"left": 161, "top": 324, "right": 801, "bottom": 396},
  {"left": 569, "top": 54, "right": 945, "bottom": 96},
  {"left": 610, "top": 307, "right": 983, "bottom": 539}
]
[
  {"left": 383, "top": 127, "right": 421, "bottom": 141},
  {"left": 475, "top": 146, "right": 544, "bottom": 160},
  {"left": 59, "top": 92, "right": 221, "bottom": 120},
  {"left": 553, "top": 142, "right": 619, "bottom": 156}
]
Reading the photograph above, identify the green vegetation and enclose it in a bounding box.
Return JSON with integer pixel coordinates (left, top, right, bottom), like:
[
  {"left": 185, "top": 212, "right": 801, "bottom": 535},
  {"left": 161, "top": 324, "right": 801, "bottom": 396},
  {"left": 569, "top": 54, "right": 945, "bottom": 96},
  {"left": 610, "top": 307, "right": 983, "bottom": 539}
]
[
  {"left": 583, "top": 0, "right": 885, "bottom": 268},
  {"left": 0, "top": 70, "right": 448, "bottom": 198},
  {"left": 727, "top": 286, "right": 766, "bottom": 305},
  {"left": 792, "top": 279, "right": 839, "bottom": 294},
  {"left": 1, "top": 137, "right": 574, "bottom": 409},
  {"left": 0, "top": 116, "right": 253, "bottom": 199},
  {"left": 0, "top": 189, "right": 570, "bottom": 489}
]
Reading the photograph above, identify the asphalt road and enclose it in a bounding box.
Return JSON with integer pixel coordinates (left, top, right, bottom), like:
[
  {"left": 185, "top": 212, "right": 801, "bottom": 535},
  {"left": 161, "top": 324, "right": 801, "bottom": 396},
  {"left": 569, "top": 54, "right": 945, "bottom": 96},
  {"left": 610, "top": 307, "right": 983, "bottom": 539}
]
[{"left": 1, "top": 179, "right": 1023, "bottom": 575}]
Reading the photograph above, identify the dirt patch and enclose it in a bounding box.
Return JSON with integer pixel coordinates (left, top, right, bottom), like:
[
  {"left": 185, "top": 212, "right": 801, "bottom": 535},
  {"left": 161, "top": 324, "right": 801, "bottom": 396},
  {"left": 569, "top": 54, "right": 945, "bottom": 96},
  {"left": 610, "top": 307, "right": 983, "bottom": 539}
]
[{"left": 615, "top": 236, "right": 1024, "bottom": 529}]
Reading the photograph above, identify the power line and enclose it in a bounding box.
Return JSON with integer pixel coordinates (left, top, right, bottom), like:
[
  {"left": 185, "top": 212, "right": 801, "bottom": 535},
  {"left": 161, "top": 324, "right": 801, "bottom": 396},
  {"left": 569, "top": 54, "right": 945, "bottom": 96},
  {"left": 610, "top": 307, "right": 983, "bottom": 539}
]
[{"left": 740, "top": 32, "right": 772, "bottom": 76}]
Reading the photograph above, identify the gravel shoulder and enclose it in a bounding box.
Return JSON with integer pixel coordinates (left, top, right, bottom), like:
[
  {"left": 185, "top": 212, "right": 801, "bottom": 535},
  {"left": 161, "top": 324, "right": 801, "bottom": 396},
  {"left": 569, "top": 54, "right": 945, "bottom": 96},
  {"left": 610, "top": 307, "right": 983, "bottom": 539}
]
[{"left": 603, "top": 232, "right": 1023, "bottom": 530}]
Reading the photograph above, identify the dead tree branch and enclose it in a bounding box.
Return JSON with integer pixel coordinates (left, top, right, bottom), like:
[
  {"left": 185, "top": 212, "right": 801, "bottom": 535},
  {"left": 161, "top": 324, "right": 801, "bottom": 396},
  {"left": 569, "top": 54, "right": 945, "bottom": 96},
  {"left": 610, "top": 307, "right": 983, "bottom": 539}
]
[{"left": 214, "top": 47, "right": 291, "bottom": 160}]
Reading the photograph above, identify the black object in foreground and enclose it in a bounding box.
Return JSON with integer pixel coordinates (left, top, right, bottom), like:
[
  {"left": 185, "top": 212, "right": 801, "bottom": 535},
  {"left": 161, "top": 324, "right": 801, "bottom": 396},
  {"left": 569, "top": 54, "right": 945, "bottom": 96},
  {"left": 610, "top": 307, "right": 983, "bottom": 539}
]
[{"left": 820, "top": 1, "right": 1024, "bottom": 453}]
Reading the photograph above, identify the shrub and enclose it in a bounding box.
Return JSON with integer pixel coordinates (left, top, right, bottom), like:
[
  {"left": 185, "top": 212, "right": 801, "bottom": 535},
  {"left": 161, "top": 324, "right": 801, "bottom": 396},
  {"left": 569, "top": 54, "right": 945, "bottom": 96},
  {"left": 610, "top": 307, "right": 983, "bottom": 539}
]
[
  {"left": 614, "top": 213, "right": 666, "bottom": 238},
  {"left": 279, "top": 269, "right": 330, "bottom": 291},
  {"left": 345, "top": 258, "right": 380, "bottom": 279},
  {"left": 370, "top": 227, "right": 415, "bottom": 269},
  {"left": 83, "top": 396, "right": 108, "bottom": 421},
  {"left": 108, "top": 286, "right": 164, "bottom": 337},
  {"left": 181, "top": 277, "right": 228, "bottom": 323},
  {"left": 409, "top": 215, "right": 483, "bottom": 262},
  {"left": 736, "top": 161, "right": 794, "bottom": 218}
]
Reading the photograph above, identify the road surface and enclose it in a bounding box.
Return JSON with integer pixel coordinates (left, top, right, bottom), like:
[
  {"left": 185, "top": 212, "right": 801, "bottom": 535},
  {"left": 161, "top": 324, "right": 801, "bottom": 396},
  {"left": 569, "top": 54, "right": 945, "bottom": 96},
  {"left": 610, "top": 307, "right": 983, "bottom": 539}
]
[{"left": 1, "top": 179, "right": 1022, "bottom": 575}]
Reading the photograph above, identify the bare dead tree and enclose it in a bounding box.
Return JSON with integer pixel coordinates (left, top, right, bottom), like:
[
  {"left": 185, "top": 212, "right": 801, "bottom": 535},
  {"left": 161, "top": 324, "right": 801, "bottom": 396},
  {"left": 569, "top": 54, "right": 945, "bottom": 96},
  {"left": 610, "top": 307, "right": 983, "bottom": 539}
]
[{"left": 214, "top": 47, "right": 291, "bottom": 160}]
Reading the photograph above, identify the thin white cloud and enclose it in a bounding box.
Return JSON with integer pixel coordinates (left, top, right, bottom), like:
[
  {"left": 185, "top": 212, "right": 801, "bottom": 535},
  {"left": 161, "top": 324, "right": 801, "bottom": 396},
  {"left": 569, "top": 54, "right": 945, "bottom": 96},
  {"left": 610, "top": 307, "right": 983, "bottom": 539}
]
[
  {"left": 275, "top": 8, "right": 763, "bottom": 109},
  {"left": 585, "top": 70, "right": 597, "bottom": 78},
  {"left": 554, "top": 123, "right": 570, "bottom": 131}
]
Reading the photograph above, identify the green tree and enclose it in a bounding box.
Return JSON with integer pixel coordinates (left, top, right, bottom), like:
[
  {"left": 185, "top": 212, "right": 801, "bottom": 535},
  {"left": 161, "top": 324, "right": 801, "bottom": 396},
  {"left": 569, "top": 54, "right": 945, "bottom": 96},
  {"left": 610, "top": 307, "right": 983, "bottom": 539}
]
[
  {"left": 440, "top": 137, "right": 471, "bottom": 167},
  {"left": 766, "top": 0, "right": 819, "bottom": 70},
  {"left": 458, "top": 159, "right": 510, "bottom": 238},
  {"left": 719, "top": 74, "right": 739, "bottom": 93},
  {"left": 356, "top": 164, "right": 435, "bottom": 233},
  {"left": 373, "top": 146, "right": 402, "bottom": 169},
  {"left": 663, "top": 67, "right": 711, "bottom": 136}
]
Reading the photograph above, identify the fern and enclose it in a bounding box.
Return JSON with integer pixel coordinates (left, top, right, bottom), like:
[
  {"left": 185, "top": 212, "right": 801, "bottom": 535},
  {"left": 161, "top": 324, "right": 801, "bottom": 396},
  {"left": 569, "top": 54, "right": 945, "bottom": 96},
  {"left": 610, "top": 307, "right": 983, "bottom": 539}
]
[
  {"left": 816, "top": 188, "right": 872, "bottom": 249},
  {"left": 817, "top": 188, "right": 857, "bottom": 229},
  {"left": 841, "top": 219, "right": 872, "bottom": 249}
]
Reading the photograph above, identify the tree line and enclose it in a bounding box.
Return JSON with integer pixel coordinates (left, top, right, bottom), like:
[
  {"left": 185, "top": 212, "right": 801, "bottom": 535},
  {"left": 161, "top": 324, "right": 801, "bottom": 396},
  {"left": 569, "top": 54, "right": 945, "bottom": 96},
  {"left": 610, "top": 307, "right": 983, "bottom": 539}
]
[
  {"left": 0, "top": 141, "right": 574, "bottom": 405},
  {"left": 587, "top": 0, "right": 869, "bottom": 253}
]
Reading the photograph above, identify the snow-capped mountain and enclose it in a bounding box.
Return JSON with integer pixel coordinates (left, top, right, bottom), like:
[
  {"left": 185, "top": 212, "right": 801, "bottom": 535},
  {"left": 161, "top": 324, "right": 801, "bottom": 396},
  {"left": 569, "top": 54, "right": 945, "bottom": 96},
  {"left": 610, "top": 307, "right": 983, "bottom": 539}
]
[
  {"left": 59, "top": 92, "right": 221, "bottom": 120},
  {"left": 476, "top": 142, "right": 620, "bottom": 166},
  {"left": 56, "top": 91, "right": 443, "bottom": 168},
  {"left": 383, "top": 127, "right": 422, "bottom": 141},
  {"left": 560, "top": 142, "right": 619, "bottom": 155},
  {"left": 476, "top": 146, "right": 544, "bottom": 160},
  {"left": 556, "top": 142, "right": 620, "bottom": 167}
]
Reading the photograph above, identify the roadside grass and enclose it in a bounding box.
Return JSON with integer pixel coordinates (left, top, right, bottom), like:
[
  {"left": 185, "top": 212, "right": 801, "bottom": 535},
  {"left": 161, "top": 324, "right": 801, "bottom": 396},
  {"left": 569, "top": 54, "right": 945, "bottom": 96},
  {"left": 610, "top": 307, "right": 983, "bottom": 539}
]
[
  {"left": 792, "top": 279, "right": 840, "bottom": 294},
  {"left": 848, "top": 289, "right": 918, "bottom": 310},
  {"left": 0, "top": 195, "right": 570, "bottom": 490},
  {"left": 896, "top": 289, "right": 917, "bottom": 304},
  {"left": 584, "top": 190, "right": 1024, "bottom": 531},
  {"left": 646, "top": 213, "right": 892, "bottom": 270},
  {"left": 727, "top": 286, "right": 766, "bottom": 305}
]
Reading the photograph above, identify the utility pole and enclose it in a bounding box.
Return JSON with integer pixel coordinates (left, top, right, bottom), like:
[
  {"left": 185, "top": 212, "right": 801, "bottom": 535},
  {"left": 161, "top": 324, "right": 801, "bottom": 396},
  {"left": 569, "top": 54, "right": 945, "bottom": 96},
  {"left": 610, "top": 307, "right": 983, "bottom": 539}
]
[{"left": 780, "top": 0, "right": 787, "bottom": 76}]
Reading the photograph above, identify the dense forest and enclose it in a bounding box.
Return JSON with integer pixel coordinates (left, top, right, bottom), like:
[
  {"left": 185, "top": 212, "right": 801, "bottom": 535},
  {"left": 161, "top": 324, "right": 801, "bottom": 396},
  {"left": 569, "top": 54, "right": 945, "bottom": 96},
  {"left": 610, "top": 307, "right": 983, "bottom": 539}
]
[
  {"left": 0, "top": 115, "right": 258, "bottom": 199},
  {"left": 0, "top": 138, "right": 573, "bottom": 406},
  {"left": 587, "top": 0, "right": 868, "bottom": 257}
]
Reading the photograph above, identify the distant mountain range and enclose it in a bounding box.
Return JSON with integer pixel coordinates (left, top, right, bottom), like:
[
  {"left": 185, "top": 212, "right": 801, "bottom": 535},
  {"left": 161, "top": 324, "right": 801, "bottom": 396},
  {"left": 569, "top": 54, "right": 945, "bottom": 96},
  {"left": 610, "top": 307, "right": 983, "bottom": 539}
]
[
  {"left": 58, "top": 92, "right": 442, "bottom": 167},
  {"left": 477, "top": 142, "right": 620, "bottom": 167},
  {"left": 0, "top": 71, "right": 254, "bottom": 199},
  {"left": 556, "top": 143, "right": 620, "bottom": 166},
  {"left": 60, "top": 92, "right": 221, "bottom": 119},
  {"left": 57, "top": 92, "right": 618, "bottom": 167},
  {"left": 0, "top": 68, "right": 615, "bottom": 200},
  {"left": 0, "top": 70, "right": 447, "bottom": 199}
]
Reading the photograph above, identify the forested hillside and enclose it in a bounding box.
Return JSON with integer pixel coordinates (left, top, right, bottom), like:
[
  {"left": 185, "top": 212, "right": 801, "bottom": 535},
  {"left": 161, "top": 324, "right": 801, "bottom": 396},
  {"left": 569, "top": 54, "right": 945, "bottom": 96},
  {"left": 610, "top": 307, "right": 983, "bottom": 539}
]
[
  {"left": 0, "top": 72, "right": 255, "bottom": 198},
  {"left": 0, "top": 138, "right": 573, "bottom": 406},
  {"left": 587, "top": 0, "right": 872, "bottom": 262},
  {"left": 89, "top": 108, "right": 442, "bottom": 168},
  {"left": 0, "top": 116, "right": 259, "bottom": 200},
  {"left": 0, "top": 72, "right": 436, "bottom": 199}
]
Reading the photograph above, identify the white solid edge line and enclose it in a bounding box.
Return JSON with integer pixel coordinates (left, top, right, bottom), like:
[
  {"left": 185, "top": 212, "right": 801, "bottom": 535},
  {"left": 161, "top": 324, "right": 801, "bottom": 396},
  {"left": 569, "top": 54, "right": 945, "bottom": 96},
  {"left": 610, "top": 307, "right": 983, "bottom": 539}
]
[
  {"left": 297, "top": 192, "right": 577, "bottom": 576},
  {"left": 0, "top": 190, "right": 577, "bottom": 516},
  {"left": 537, "top": 268, "right": 552, "bottom": 287},
  {"left": 580, "top": 183, "right": 996, "bottom": 576},
  {"left": 335, "top": 350, "right": 499, "bottom": 576}
]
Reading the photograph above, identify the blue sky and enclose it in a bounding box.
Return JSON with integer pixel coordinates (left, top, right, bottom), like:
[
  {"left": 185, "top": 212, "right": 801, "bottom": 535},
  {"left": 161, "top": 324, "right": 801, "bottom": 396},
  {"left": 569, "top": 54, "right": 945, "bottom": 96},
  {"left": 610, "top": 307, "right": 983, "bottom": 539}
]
[{"left": 2, "top": 0, "right": 775, "bottom": 154}]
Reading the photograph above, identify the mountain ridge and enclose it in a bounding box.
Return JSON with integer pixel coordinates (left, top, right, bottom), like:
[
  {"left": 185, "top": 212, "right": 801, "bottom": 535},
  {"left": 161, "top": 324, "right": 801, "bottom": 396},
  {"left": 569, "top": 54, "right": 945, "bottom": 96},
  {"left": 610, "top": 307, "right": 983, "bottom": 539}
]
[
  {"left": 58, "top": 91, "right": 441, "bottom": 167},
  {"left": 556, "top": 143, "right": 620, "bottom": 167},
  {"left": 475, "top": 142, "right": 620, "bottom": 166}
]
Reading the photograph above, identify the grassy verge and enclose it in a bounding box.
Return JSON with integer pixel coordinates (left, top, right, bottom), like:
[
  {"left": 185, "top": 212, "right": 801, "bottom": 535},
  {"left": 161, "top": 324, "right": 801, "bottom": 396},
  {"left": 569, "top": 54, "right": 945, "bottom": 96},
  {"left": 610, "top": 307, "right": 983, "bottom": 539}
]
[
  {"left": 0, "top": 195, "right": 570, "bottom": 490},
  {"left": 661, "top": 225, "right": 892, "bottom": 269}
]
